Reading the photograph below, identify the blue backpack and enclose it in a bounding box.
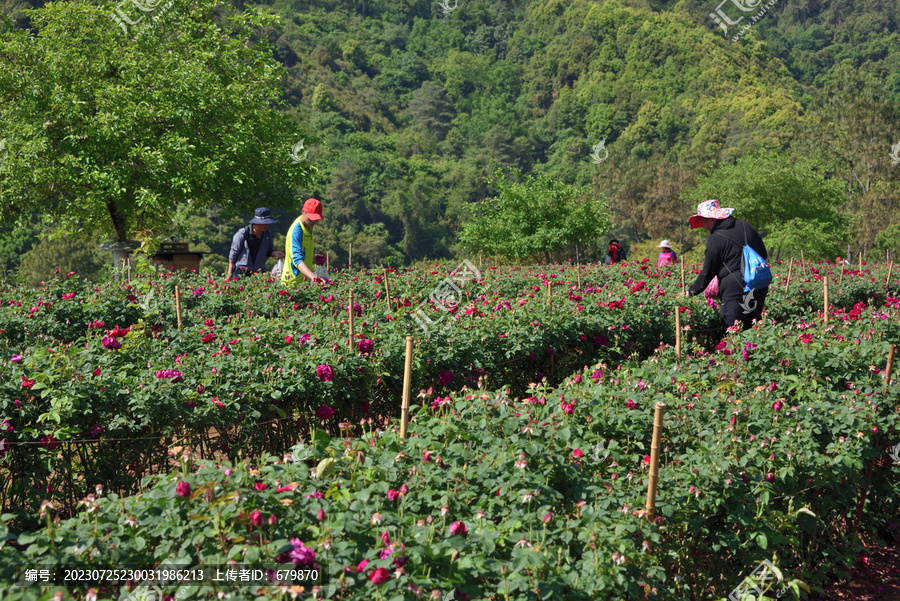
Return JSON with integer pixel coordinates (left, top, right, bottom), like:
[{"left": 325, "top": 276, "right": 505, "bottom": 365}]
[{"left": 716, "top": 223, "right": 772, "bottom": 293}]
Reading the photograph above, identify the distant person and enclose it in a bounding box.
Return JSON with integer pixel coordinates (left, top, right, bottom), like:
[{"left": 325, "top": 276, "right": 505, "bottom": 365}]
[
  {"left": 225, "top": 207, "right": 284, "bottom": 280},
  {"left": 604, "top": 239, "right": 626, "bottom": 265},
  {"left": 685, "top": 200, "right": 769, "bottom": 332},
  {"left": 657, "top": 240, "right": 677, "bottom": 267},
  {"left": 281, "top": 198, "right": 324, "bottom": 286}
]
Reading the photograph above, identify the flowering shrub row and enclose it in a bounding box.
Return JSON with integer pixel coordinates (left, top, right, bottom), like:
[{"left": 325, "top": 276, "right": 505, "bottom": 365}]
[
  {"left": 1, "top": 300, "right": 898, "bottom": 599},
  {"left": 0, "top": 260, "right": 896, "bottom": 521}
]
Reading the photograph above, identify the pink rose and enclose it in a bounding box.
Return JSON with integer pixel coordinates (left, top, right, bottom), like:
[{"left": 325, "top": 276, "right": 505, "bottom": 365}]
[{"left": 449, "top": 521, "right": 467, "bottom": 536}]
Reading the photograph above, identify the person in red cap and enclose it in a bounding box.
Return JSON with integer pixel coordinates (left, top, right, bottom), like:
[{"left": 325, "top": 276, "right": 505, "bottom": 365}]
[
  {"left": 686, "top": 199, "right": 768, "bottom": 332},
  {"left": 281, "top": 198, "right": 324, "bottom": 286}
]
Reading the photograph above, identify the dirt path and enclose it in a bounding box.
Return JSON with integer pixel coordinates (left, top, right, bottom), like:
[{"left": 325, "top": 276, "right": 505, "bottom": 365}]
[{"left": 813, "top": 544, "right": 900, "bottom": 601}]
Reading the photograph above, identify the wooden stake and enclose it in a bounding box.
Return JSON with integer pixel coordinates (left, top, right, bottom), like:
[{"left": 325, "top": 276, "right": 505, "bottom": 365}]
[
  {"left": 400, "top": 336, "right": 413, "bottom": 439},
  {"left": 349, "top": 243, "right": 352, "bottom": 269},
  {"left": 800, "top": 250, "right": 806, "bottom": 277},
  {"left": 576, "top": 265, "right": 581, "bottom": 290},
  {"left": 326, "top": 253, "right": 329, "bottom": 271},
  {"left": 348, "top": 290, "right": 354, "bottom": 348},
  {"left": 479, "top": 252, "right": 482, "bottom": 269},
  {"left": 675, "top": 307, "right": 681, "bottom": 360},
  {"left": 646, "top": 402, "right": 666, "bottom": 521},
  {"left": 383, "top": 268, "right": 393, "bottom": 312},
  {"left": 546, "top": 281, "right": 552, "bottom": 313},
  {"left": 680, "top": 255, "right": 686, "bottom": 293},
  {"left": 839, "top": 261, "right": 844, "bottom": 287},
  {"left": 887, "top": 262, "right": 893, "bottom": 287},
  {"left": 823, "top": 276, "right": 829, "bottom": 323},
  {"left": 174, "top": 286, "right": 183, "bottom": 331},
  {"left": 884, "top": 344, "right": 896, "bottom": 393},
  {"left": 785, "top": 258, "right": 793, "bottom": 292}
]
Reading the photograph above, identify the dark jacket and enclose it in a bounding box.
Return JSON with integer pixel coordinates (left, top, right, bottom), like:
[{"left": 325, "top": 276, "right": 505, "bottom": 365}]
[
  {"left": 229, "top": 225, "right": 275, "bottom": 273},
  {"left": 688, "top": 217, "right": 767, "bottom": 299}
]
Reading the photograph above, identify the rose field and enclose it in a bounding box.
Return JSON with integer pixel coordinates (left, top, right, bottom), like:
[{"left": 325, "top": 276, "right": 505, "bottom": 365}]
[{"left": 0, "top": 259, "right": 899, "bottom": 600}]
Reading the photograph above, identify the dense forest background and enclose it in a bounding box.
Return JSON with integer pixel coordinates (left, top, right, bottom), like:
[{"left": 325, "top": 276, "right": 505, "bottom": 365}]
[{"left": 2, "top": 0, "right": 899, "bottom": 282}]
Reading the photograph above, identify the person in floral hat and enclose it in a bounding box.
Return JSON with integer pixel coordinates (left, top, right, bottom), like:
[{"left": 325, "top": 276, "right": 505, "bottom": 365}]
[{"left": 685, "top": 199, "right": 768, "bottom": 332}]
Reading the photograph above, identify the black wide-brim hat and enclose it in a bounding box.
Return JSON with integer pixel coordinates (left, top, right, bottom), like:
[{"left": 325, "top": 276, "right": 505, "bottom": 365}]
[{"left": 249, "top": 207, "right": 278, "bottom": 225}]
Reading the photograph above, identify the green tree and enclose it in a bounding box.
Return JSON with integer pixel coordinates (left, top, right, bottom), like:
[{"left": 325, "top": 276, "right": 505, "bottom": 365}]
[
  {"left": 682, "top": 151, "right": 848, "bottom": 259},
  {"left": 19, "top": 233, "right": 108, "bottom": 286},
  {"left": 0, "top": 0, "right": 315, "bottom": 243},
  {"left": 459, "top": 168, "right": 611, "bottom": 262}
]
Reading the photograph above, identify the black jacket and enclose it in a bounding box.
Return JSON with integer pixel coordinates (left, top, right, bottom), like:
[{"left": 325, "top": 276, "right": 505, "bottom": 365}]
[{"left": 688, "top": 217, "right": 767, "bottom": 299}]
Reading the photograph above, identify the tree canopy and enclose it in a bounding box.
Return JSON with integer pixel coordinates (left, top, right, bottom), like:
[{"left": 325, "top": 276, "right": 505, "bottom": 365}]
[
  {"left": 0, "top": 0, "right": 315, "bottom": 243},
  {"left": 459, "top": 168, "right": 610, "bottom": 262},
  {"left": 683, "top": 151, "right": 848, "bottom": 259}
]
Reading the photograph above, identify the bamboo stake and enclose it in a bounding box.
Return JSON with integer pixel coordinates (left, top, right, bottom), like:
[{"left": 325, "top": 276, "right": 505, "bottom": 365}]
[
  {"left": 680, "top": 256, "right": 686, "bottom": 293},
  {"left": 785, "top": 258, "right": 793, "bottom": 292},
  {"left": 576, "top": 265, "right": 581, "bottom": 290},
  {"left": 887, "top": 262, "right": 893, "bottom": 287},
  {"left": 479, "top": 252, "right": 483, "bottom": 269},
  {"left": 800, "top": 250, "right": 806, "bottom": 277},
  {"left": 646, "top": 402, "right": 666, "bottom": 521},
  {"left": 348, "top": 290, "right": 354, "bottom": 348},
  {"left": 400, "top": 336, "right": 413, "bottom": 439},
  {"left": 546, "top": 281, "right": 552, "bottom": 313},
  {"left": 823, "top": 276, "right": 829, "bottom": 323},
  {"left": 383, "top": 268, "right": 393, "bottom": 312},
  {"left": 349, "top": 243, "right": 352, "bottom": 270},
  {"left": 326, "top": 253, "right": 329, "bottom": 272},
  {"left": 174, "top": 286, "right": 183, "bottom": 331},
  {"left": 884, "top": 345, "right": 896, "bottom": 393},
  {"left": 839, "top": 261, "right": 844, "bottom": 287},
  {"left": 675, "top": 307, "right": 681, "bottom": 360}
]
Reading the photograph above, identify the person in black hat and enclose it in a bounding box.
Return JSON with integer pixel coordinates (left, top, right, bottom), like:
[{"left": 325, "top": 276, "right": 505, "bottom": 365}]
[{"left": 226, "top": 207, "right": 285, "bottom": 280}]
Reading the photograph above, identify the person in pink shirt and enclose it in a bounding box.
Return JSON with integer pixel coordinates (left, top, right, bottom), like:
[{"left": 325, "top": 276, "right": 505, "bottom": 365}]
[{"left": 657, "top": 240, "right": 677, "bottom": 267}]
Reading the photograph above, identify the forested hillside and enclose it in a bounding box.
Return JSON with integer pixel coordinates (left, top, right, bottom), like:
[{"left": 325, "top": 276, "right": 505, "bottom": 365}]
[{"left": 1, "top": 0, "right": 898, "bottom": 278}]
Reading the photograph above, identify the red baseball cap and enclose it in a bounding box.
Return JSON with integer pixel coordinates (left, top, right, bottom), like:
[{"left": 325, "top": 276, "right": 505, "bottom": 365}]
[{"left": 303, "top": 198, "right": 323, "bottom": 220}]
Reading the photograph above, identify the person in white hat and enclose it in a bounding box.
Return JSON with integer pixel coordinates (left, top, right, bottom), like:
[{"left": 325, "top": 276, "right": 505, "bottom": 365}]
[{"left": 657, "top": 240, "right": 677, "bottom": 267}]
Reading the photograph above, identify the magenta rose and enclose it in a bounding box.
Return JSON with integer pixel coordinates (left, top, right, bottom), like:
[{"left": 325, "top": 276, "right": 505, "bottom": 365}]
[
  {"left": 368, "top": 567, "right": 390, "bottom": 585},
  {"left": 175, "top": 481, "right": 191, "bottom": 498},
  {"left": 315, "top": 404, "right": 335, "bottom": 420},
  {"left": 357, "top": 339, "right": 375, "bottom": 354},
  {"left": 438, "top": 370, "right": 453, "bottom": 387},
  {"left": 316, "top": 364, "right": 335, "bottom": 382}
]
